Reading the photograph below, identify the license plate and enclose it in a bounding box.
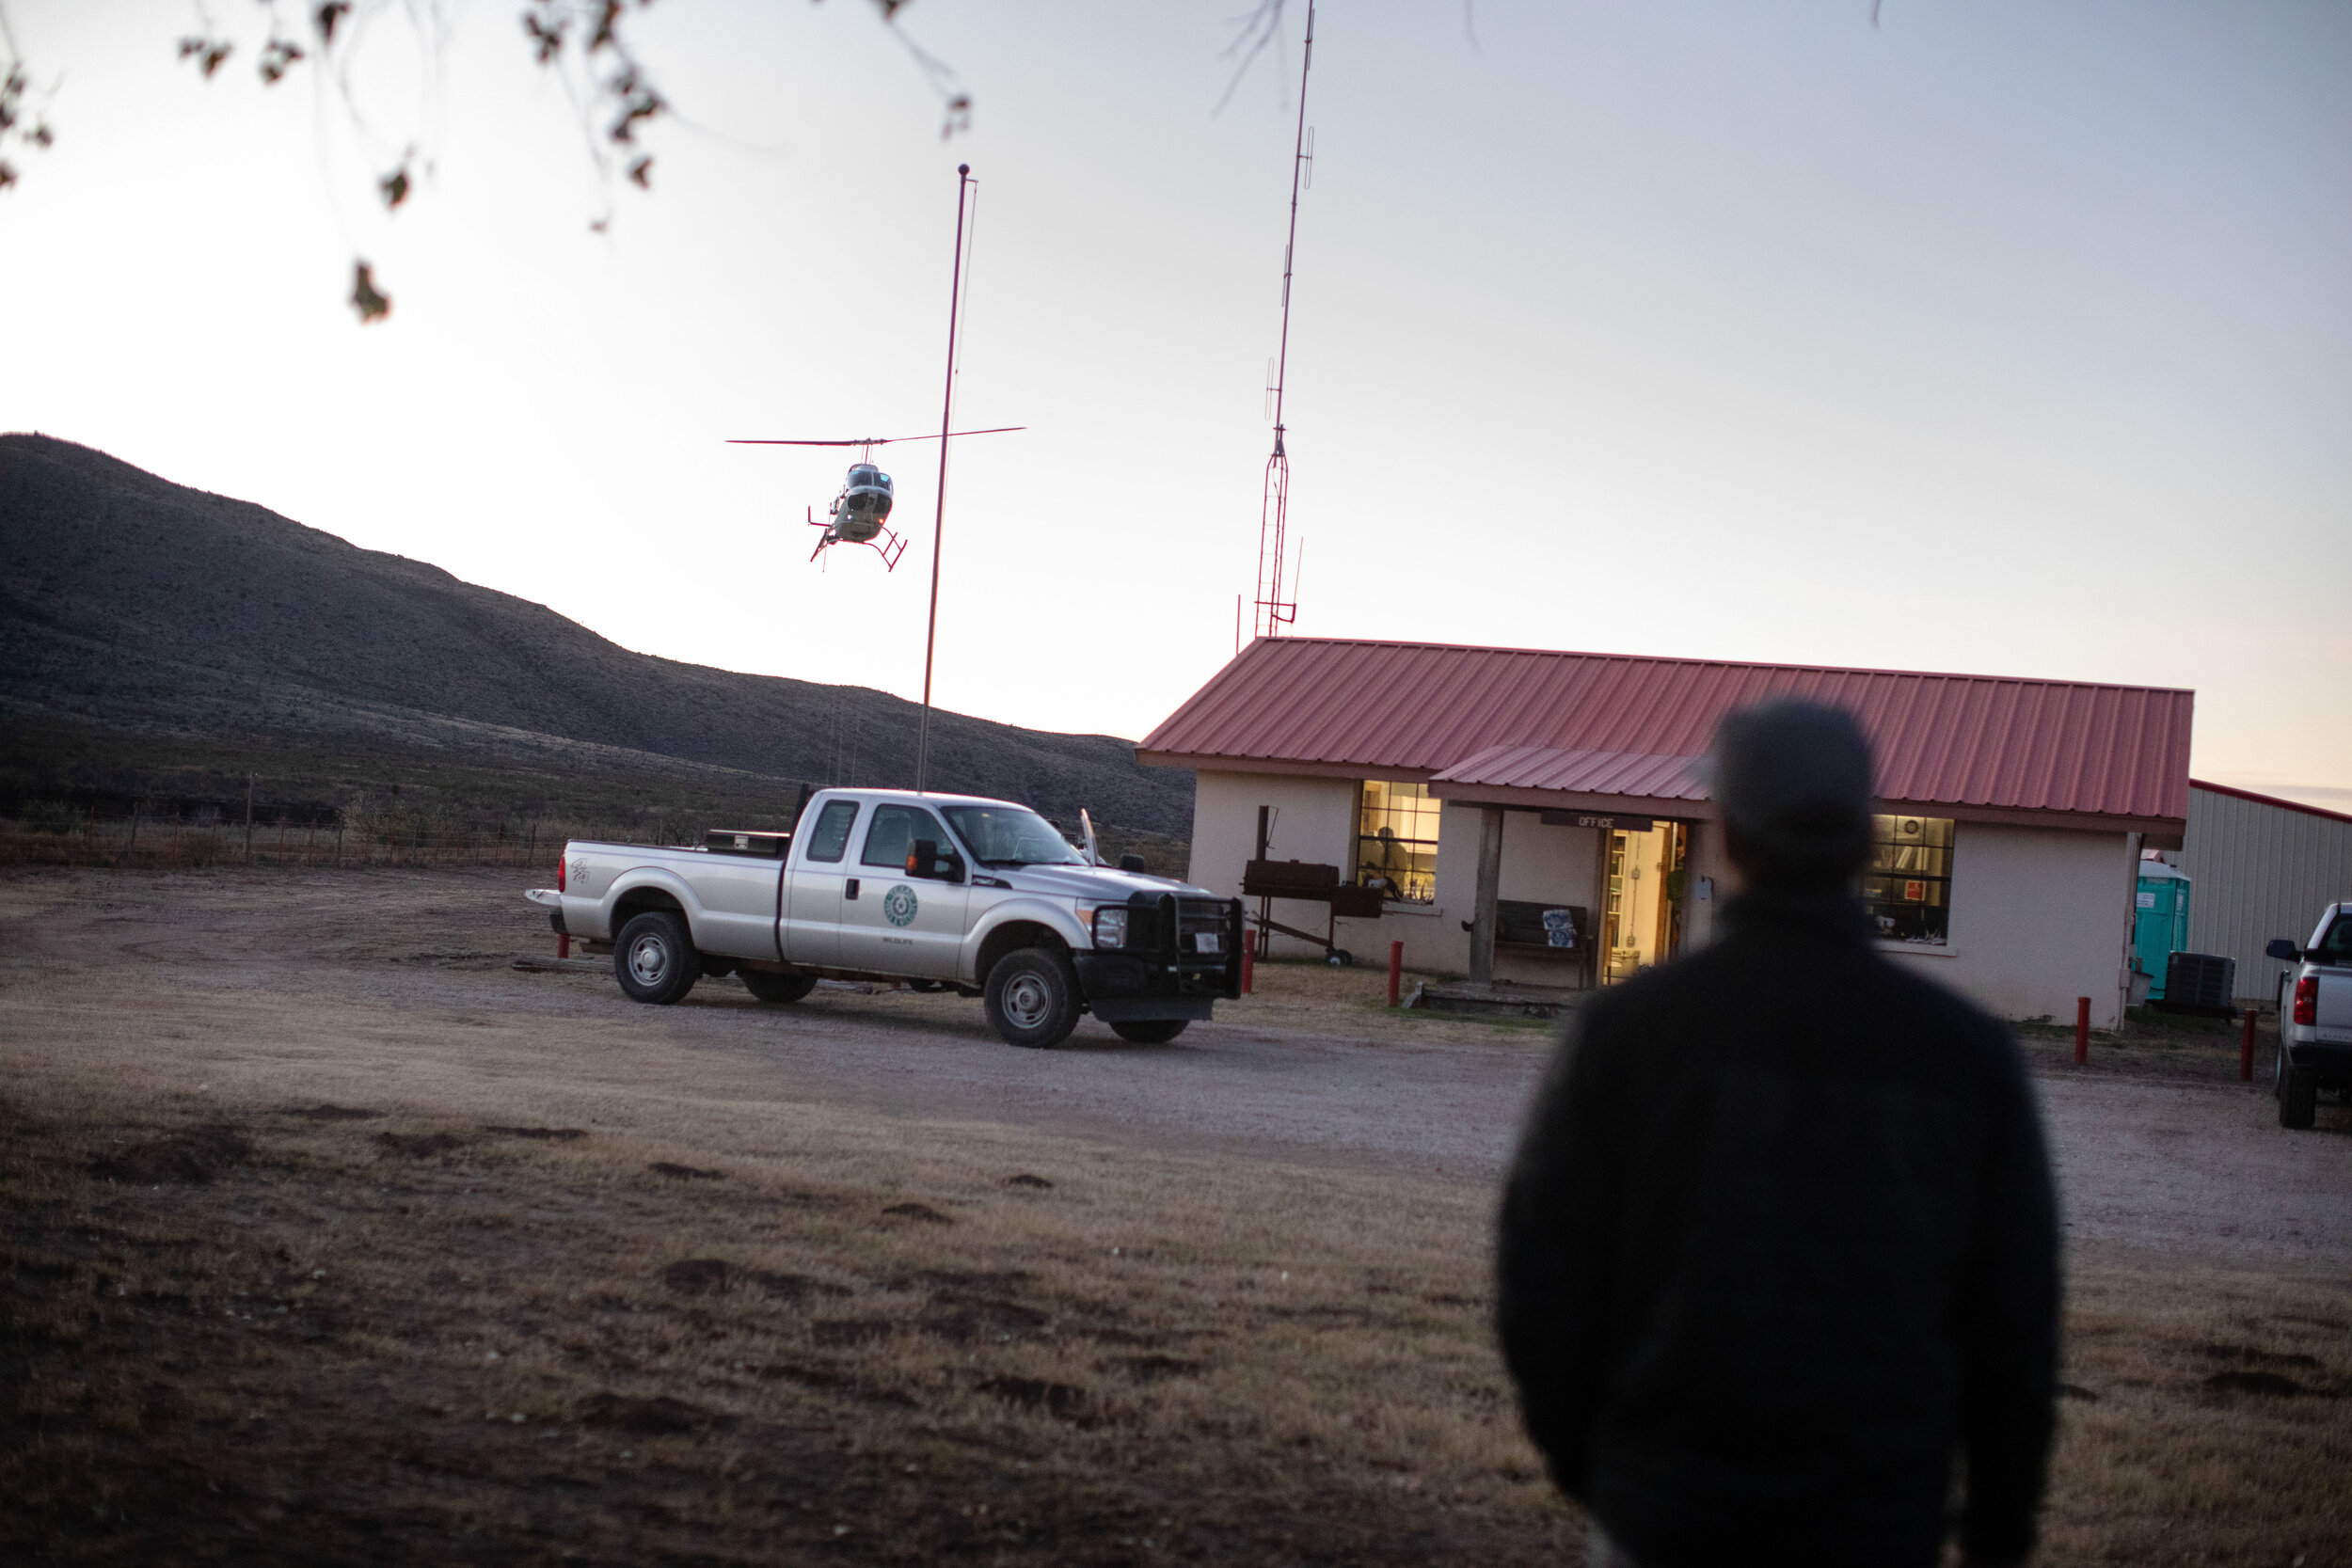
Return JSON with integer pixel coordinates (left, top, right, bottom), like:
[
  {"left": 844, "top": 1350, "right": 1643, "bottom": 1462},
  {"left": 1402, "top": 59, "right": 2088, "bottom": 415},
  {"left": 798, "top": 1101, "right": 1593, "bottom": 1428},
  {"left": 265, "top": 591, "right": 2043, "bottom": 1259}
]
[{"left": 1194, "top": 932, "right": 1221, "bottom": 955}]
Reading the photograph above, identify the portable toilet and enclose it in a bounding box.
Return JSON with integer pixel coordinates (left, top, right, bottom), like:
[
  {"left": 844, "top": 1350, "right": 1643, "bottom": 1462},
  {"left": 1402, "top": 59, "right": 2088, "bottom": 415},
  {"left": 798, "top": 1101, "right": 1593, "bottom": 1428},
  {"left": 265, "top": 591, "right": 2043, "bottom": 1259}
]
[{"left": 2133, "top": 860, "right": 2192, "bottom": 1001}]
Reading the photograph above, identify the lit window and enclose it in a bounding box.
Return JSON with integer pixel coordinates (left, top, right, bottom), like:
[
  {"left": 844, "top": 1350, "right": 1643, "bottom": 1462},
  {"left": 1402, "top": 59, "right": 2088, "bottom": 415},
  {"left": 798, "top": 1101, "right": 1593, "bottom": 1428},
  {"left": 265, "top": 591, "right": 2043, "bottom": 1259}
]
[
  {"left": 1356, "top": 781, "right": 1440, "bottom": 905},
  {"left": 1865, "top": 816, "right": 1953, "bottom": 944}
]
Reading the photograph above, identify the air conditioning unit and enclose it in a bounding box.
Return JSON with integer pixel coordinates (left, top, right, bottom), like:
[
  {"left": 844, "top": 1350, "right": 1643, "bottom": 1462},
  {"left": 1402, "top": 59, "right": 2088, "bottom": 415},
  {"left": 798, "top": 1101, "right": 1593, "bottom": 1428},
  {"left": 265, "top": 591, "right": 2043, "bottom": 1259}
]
[{"left": 2160, "top": 951, "right": 2236, "bottom": 1014}]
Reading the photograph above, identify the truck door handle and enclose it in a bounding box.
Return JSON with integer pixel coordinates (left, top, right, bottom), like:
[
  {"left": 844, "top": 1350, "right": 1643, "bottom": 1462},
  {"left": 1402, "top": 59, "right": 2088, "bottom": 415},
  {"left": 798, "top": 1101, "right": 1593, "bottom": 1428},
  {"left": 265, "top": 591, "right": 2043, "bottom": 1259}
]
[{"left": 845, "top": 879, "right": 860, "bottom": 900}]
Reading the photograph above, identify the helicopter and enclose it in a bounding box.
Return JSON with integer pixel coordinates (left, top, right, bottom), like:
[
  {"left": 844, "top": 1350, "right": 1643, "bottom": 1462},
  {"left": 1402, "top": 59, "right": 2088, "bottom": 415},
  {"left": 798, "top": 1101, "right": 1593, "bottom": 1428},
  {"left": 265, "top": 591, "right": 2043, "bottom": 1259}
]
[{"left": 727, "top": 427, "right": 1024, "bottom": 570}]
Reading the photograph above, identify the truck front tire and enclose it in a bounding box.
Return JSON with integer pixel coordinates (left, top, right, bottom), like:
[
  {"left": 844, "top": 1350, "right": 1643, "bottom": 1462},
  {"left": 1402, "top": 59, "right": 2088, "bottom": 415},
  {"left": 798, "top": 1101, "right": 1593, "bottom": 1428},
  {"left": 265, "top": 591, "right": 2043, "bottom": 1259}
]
[
  {"left": 985, "top": 947, "right": 1081, "bottom": 1050},
  {"left": 2280, "top": 1064, "right": 2318, "bottom": 1130},
  {"left": 615, "top": 911, "right": 698, "bottom": 1006},
  {"left": 741, "top": 969, "right": 818, "bottom": 1005}
]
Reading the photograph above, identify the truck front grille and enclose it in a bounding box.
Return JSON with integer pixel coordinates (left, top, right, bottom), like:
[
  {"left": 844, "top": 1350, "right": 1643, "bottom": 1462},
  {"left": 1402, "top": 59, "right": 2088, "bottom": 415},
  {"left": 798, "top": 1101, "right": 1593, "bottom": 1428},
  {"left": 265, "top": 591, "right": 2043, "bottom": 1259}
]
[{"left": 1124, "top": 894, "right": 1241, "bottom": 959}]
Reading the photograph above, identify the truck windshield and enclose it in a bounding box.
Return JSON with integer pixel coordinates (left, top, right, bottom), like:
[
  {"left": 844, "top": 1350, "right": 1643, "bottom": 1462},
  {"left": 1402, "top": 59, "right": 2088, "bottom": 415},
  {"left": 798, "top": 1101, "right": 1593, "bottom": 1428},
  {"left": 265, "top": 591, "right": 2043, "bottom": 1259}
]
[{"left": 941, "top": 805, "right": 1088, "bottom": 867}]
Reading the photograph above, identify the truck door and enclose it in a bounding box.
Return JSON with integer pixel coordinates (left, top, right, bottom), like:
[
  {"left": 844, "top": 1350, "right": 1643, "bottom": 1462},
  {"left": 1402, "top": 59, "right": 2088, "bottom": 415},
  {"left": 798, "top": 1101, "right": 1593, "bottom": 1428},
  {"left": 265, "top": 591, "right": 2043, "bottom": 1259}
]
[
  {"left": 2313, "top": 911, "right": 2352, "bottom": 1038},
  {"left": 783, "top": 798, "right": 865, "bottom": 967},
  {"left": 837, "top": 803, "right": 970, "bottom": 979}
]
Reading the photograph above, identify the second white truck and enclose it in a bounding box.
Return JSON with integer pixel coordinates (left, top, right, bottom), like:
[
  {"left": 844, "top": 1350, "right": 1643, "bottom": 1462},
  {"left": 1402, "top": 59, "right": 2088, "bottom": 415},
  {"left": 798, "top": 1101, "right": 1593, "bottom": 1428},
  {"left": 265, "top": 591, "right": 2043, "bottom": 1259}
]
[
  {"left": 526, "top": 787, "right": 1242, "bottom": 1050},
  {"left": 2267, "top": 902, "right": 2352, "bottom": 1130}
]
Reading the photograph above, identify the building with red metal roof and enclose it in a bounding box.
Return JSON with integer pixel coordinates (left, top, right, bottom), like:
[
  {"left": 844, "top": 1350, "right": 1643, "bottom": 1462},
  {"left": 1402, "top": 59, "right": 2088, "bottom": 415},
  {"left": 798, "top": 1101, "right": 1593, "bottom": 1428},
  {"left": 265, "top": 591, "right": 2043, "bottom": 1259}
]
[{"left": 1141, "top": 638, "right": 2197, "bottom": 1029}]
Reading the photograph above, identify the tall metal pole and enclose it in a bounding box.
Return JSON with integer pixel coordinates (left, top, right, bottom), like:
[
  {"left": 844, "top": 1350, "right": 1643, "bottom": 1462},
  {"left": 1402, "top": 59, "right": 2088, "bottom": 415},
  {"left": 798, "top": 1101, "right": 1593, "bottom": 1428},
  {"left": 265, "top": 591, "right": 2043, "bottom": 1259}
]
[
  {"left": 1252, "top": 0, "right": 1314, "bottom": 642},
  {"left": 914, "top": 163, "right": 974, "bottom": 793}
]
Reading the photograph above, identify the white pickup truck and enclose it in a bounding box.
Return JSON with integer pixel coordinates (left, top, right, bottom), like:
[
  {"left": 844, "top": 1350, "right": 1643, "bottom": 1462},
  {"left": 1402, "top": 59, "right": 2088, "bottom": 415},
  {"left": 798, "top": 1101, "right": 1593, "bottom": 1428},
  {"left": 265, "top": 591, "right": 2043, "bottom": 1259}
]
[
  {"left": 525, "top": 787, "right": 1241, "bottom": 1050},
  {"left": 2267, "top": 902, "right": 2352, "bottom": 1129}
]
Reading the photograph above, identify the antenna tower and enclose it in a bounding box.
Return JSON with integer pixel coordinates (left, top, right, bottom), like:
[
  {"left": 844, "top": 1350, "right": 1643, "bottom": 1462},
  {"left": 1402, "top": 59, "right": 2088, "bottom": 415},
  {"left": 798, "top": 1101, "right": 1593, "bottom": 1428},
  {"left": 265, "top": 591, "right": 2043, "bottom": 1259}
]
[{"left": 1252, "top": 0, "right": 1315, "bottom": 643}]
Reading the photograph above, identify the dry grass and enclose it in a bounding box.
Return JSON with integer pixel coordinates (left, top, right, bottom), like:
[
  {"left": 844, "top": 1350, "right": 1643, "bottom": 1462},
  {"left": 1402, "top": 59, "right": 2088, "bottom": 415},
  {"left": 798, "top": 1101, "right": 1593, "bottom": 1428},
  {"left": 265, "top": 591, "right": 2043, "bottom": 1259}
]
[
  {"left": 4, "top": 1064, "right": 2347, "bottom": 1566},
  {"left": 2045, "top": 1268, "right": 2352, "bottom": 1565},
  {"left": 0, "top": 1066, "right": 1572, "bottom": 1566},
  {"left": 1221, "top": 956, "right": 1558, "bottom": 1044}
]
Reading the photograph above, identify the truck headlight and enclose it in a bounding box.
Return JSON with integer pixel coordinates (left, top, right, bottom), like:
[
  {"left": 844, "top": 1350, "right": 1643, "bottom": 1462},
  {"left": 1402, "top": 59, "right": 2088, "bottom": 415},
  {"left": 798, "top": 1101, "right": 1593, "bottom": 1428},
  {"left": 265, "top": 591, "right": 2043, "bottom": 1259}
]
[{"left": 1091, "top": 907, "right": 1128, "bottom": 949}]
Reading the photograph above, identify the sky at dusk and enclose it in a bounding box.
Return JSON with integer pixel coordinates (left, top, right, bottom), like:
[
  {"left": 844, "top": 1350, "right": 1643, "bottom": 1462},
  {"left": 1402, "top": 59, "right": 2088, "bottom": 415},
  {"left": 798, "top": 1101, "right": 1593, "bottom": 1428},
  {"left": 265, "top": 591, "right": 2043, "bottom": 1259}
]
[{"left": 4, "top": 1, "right": 2347, "bottom": 808}]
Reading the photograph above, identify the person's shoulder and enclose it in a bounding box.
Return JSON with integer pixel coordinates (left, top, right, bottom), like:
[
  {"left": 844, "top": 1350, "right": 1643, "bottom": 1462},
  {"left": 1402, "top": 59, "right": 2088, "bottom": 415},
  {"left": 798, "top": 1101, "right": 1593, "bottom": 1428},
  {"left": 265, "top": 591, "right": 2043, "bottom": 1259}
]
[
  {"left": 1574, "top": 940, "right": 1740, "bottom": 1038},
  {"left": 1865, "top": 950, "right": 2029, "bottom": 1077}
]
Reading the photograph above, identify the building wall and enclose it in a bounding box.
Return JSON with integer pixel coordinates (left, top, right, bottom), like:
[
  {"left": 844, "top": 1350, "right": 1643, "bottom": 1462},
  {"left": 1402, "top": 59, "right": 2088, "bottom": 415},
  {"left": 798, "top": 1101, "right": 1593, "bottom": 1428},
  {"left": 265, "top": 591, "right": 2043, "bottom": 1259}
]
[
  {"left": 1680, "top": 819, "right": 1732, "bottom": 952},
  {"left": 1188, "top": 771, "right": 2135, "bottom": 1023},
  {"left": 2178, "top": 786, "right": 2352, "bottom": 1004},
  {"left": 1879, "top": 821, "right": 2136, "bottom": 1031},
  {"left": 1186, "top": 769, "right": 1363, "bottom": 960},
  {"left": 1193, "top": 771, "right": 1686, "bottom": 976}
]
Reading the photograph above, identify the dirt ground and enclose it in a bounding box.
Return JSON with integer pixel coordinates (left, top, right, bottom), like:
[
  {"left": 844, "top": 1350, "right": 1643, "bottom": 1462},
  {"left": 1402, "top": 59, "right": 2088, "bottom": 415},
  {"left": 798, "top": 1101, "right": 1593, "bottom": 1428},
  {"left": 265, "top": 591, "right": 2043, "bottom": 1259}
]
[{"left": 3, "top": 866, "right": 2348, "bottom": 1565}]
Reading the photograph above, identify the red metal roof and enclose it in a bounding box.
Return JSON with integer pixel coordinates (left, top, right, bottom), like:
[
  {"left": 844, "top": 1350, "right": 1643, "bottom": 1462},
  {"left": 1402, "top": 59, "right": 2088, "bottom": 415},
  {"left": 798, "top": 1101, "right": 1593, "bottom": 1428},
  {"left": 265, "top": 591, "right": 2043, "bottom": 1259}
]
[
  {"left": 1435, "top": 745, "right": 1709, "bottom": 800},
  {"left": 1140, "top": 638, "right": 2194, "bottom": 825}
]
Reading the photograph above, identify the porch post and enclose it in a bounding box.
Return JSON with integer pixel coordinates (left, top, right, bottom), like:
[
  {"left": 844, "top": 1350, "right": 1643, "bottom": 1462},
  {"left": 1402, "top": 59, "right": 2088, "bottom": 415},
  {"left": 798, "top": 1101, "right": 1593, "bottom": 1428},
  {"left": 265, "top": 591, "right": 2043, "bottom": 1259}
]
[{"left": 1469, "top": 805, "right": 1504, "bottom": 983}]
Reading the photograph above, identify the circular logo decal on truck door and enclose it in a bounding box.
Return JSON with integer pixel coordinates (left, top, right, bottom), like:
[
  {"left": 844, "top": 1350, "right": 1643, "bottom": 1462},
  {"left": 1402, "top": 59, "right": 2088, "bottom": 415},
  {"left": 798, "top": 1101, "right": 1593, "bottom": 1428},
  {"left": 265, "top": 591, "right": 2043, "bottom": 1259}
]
[{"left": 882, "top": 885, "right": 920, "bottom": 927}]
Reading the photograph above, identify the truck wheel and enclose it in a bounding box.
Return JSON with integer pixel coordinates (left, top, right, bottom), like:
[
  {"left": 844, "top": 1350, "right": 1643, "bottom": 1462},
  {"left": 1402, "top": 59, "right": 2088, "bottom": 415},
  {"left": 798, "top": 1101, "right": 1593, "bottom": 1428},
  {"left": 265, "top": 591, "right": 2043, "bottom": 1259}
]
[
  {"left": 1110, "top": 1019, "right": 1188, "bottom": 1045},
  {"left": 615, "top": 911, "right": 698, "bottom": 1006},
  {"left": 2280, "top": 1065, "right": 2318, "bottom": 1130},
  {"left": 741, "top": 969, "right": 818, "bottom": 1004},
  {"left": 985, "top": 947, "right": 1081, "bottom": 1050}
]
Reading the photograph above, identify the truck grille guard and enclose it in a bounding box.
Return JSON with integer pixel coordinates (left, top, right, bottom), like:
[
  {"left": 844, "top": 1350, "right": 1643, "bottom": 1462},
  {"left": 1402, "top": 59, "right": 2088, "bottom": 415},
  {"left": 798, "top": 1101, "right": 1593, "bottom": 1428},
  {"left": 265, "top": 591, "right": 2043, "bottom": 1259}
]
[{"left": 1118, "top": 892, "right": 1245, "bottom": 998}]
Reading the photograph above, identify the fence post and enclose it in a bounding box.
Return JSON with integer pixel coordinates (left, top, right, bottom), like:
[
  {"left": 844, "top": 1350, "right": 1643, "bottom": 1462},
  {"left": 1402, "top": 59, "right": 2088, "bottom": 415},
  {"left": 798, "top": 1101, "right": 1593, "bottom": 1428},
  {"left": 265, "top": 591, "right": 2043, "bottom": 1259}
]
[
  {"left": 2074, "top": 997, "right": 2090, "bottom": 1066},
  {"left": 2241, "top": 1006, "right": 2257, "bottom": 1084},
  {"left": 1388, "top": 940, "right": 1405, "bottom": 1007}
]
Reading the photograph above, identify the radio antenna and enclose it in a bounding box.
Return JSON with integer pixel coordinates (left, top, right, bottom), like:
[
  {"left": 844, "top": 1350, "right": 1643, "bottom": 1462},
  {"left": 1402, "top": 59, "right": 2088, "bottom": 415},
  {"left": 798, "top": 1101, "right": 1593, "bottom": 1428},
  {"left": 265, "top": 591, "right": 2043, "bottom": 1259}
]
[{"left": 1251, "top": 0, "right": 1314, "bottom": 644}]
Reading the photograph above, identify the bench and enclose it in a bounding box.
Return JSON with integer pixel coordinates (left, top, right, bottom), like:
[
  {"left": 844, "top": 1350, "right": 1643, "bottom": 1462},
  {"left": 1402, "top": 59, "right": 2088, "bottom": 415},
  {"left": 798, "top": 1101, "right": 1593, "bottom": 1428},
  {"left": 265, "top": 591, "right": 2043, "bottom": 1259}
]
[{"left": 1496, "top": 899, "right": 1593, "bottom": 988}]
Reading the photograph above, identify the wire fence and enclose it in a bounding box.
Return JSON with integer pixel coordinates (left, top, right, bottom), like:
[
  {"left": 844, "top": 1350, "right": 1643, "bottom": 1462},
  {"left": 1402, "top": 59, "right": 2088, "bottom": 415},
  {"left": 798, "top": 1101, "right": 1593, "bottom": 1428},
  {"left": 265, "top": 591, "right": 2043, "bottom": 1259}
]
[{"left": 0, "top": 810, "right": 573, "bottom": 871}]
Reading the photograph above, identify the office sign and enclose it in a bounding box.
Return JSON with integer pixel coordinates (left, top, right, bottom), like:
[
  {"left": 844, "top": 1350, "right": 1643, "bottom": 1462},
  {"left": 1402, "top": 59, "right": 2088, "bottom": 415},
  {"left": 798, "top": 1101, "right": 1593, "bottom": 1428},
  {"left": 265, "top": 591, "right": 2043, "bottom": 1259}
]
[{"left": 1541, "top": 811, "right": 1656, "bottom": 832}]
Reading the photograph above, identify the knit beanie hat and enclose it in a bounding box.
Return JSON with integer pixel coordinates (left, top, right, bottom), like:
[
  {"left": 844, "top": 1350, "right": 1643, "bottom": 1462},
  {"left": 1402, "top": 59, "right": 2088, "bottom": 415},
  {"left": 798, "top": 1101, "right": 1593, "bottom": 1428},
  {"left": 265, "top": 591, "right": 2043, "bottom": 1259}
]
[{"left": 1708, "top": 698, "right": 1875, "bottom": 885}]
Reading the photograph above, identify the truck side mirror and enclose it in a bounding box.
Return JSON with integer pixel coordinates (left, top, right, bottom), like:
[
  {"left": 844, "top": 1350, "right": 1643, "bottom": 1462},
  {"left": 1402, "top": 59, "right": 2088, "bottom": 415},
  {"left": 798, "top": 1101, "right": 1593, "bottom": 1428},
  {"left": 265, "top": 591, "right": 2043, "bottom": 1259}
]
[
  {"left": 2265, "top": 938, "right": 2301, "bottom": 962},
  {"left": 906, "top": 839, "right": 963, "bottom": 882},
  {"left": 1120, "top": 853, "right": 1147, "bottom": 873}
]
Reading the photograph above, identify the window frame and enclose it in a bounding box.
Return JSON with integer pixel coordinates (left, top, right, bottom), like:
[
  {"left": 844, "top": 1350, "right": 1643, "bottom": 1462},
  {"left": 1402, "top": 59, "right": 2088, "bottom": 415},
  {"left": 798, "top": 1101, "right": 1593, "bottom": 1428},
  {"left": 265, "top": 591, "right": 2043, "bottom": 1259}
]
[
  {"left": 1863, "top": 814, "right": 1954, "bottom": 946},
  {"left": 859, "top": 803, "right": 949, "bottom": 869},
  {"left": 802, "top": 800, "right": 862, "bottom": 864},
  {"left": 1354, "top": 780, "right": 1442, "bottom": 906}
]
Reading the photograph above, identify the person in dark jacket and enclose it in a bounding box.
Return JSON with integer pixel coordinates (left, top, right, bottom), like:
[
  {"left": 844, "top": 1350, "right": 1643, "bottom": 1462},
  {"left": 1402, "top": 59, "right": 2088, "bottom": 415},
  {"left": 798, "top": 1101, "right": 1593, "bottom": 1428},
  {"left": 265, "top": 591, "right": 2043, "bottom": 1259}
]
[{"left": 1495, "top": 699, "right": 2059, "bottom": 1568}]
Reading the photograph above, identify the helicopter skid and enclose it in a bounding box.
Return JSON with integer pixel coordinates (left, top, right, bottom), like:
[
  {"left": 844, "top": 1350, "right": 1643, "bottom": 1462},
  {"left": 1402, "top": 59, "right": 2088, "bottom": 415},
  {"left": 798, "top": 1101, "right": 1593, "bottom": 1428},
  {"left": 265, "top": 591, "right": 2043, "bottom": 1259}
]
[{"left": 807, "top": 516, "right": 908, "bottom": 572}]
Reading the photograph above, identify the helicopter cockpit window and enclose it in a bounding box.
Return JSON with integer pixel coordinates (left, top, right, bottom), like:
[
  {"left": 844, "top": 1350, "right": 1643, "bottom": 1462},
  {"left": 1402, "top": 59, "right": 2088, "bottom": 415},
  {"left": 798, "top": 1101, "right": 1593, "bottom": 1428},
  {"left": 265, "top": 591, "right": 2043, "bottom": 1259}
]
[{"left": 940, "top": 805, "right": 1088, "bottom": 867}]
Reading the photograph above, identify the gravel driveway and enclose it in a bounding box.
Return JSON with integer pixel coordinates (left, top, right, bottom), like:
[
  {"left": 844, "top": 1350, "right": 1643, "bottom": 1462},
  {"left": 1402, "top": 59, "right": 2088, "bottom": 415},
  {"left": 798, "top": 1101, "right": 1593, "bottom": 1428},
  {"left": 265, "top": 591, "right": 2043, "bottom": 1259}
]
[{"left": 5, "top": 864, "right": 2346, "bottom": 1275}]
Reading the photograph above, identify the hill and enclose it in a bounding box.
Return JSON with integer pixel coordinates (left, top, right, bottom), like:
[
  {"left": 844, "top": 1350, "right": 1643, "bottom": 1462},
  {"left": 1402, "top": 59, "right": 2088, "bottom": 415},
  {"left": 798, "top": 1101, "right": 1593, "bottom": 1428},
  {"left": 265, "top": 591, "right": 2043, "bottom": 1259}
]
[{"left": 0, "top": 434, "right": 1194, "bottom": 843}]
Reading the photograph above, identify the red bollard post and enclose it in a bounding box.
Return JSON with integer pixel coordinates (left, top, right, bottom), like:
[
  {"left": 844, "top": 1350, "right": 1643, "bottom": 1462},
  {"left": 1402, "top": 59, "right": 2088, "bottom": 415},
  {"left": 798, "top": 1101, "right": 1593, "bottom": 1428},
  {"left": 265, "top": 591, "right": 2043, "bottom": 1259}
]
[
  {"left": 2074, "top": 996, "right": 2090, "bottom": 1065},
  {"left": 1388, "top": 940, "right": 1405, "bottom": 1007},
  {"left": 1241, "top": 943, "right": 1255, "bottom": 996},
  {"left": 558, "top": 931, "right": 570, "bottom": 960},
  {"left": 2241, "top": 1006, "right": 2256, "bottom": 1083}
]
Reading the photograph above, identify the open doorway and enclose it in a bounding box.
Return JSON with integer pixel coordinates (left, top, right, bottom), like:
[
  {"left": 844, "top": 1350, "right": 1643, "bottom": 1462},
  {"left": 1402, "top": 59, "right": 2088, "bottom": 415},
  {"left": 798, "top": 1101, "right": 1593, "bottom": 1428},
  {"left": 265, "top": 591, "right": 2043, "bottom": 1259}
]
[{"left": 1601, "top": 821, "right": 1688, "bottom": 983}]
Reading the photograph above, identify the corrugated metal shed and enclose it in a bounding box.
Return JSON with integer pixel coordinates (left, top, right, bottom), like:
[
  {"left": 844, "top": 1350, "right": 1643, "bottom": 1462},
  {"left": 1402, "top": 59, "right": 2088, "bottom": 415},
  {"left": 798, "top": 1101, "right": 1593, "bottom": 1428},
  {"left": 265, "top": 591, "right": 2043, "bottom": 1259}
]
[
  {"left": 2178, "top": 781, "right": 2352, "bottom": 1002},
  {"left": 1141, "top": 638, "right": 2193, "bottom": 832}
]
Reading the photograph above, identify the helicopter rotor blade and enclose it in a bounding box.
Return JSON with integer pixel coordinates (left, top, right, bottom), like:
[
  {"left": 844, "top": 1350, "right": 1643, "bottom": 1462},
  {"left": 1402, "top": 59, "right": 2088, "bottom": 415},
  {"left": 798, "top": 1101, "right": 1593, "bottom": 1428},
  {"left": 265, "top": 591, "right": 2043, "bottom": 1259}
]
[{"left": 725, "top": 426, "right": 1025, "bottom": 447}]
